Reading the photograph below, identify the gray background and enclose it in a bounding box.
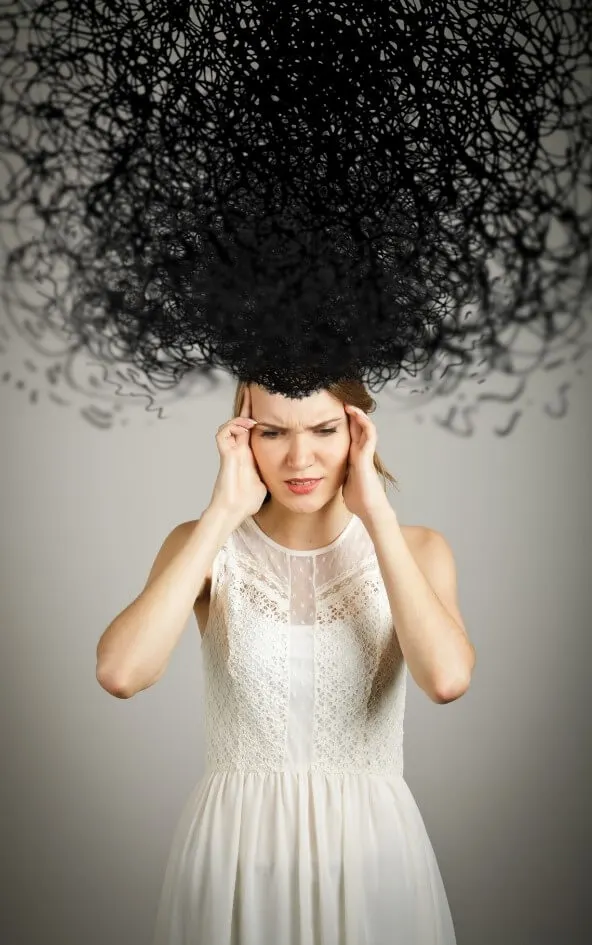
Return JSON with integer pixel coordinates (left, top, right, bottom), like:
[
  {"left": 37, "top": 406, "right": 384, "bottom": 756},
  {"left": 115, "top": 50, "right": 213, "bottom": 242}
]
[{"left": 1, "top": 356, "right": 590, "bottom": 945}]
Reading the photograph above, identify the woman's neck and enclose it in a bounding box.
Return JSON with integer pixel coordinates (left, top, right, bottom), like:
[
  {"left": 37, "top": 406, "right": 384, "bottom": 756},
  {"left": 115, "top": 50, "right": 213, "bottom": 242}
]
[{"left": 253, "top": 496, "right": 352, "bottom": 551}]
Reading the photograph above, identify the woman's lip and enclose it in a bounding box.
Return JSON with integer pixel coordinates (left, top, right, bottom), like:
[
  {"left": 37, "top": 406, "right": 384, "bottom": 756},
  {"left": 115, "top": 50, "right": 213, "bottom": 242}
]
[{"left": 285, "top": 478, "right": 322, "bottom": 482}]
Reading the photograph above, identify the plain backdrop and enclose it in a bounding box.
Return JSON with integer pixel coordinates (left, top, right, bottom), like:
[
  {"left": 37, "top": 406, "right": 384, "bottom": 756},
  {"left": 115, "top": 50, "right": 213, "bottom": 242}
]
[{"left": 1, "top": 353, "right": 591, "bottom": 945}]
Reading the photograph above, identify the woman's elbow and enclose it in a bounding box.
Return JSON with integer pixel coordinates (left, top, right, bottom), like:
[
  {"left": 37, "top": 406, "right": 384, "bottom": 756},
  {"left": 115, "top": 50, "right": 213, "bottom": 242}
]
[
  {"left": 96, "top": 665, "right": 133, "bottom": 699},
  {"left": 431, "top": 662, "right": 474, "bottom": 704}
]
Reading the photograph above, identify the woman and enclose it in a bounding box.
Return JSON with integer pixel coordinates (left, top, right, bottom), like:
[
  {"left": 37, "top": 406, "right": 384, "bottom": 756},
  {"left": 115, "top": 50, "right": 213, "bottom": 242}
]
[{"left": 96, "top": 378, "right": 475, "bottom": 945}]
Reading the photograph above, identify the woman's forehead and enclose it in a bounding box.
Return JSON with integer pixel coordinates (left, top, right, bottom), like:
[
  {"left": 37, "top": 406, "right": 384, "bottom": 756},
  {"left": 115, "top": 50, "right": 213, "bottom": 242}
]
[
  {"left": 249, "top": 383, "right": 333, "bottom": 406},
  {"left": 249, "top": 386, "right": 341, "bottom": 421}
]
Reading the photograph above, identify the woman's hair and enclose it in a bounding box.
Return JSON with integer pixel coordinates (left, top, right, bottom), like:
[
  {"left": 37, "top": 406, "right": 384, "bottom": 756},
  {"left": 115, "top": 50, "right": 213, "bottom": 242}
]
[{"left": 233, "top": 378, "right": 399, "bottom": 506}]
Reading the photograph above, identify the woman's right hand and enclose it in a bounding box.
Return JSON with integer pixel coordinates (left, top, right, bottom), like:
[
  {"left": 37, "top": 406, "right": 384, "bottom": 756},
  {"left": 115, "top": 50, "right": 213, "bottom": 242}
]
[{"left": 209, "top": 385, "right": 268, "bottom": 523}]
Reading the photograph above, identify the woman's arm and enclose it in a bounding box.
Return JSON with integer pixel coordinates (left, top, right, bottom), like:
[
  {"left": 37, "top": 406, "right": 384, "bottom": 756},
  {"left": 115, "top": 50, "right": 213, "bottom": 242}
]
[
  {"left": 363, "top": 504, "right": 475, "bottom": 704},
  {"left": 95, "top": 505, "right": 238, "bottom": 699}
]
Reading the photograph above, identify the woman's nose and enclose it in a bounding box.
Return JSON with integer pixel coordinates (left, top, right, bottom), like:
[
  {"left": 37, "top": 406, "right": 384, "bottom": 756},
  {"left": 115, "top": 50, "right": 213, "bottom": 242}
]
[{"left": 286, "top": 437, "right": 314, "bottom": 462}]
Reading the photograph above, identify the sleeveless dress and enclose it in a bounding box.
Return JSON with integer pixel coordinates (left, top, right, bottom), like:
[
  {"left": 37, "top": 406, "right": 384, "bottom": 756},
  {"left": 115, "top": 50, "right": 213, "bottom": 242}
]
[{"left": 152, "top": 512, "right": 457, "bottom": 945}]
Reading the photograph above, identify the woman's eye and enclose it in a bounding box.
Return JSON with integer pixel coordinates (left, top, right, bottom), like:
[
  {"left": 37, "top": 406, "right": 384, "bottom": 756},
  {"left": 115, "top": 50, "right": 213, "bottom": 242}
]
[{"left": 261, "top": 428, "right": 338, "bottom": 438}]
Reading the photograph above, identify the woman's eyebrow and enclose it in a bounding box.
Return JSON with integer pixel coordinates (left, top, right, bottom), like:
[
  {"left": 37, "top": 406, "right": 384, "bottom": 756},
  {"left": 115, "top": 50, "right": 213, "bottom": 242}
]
[{"left": 254, "top": 416, "right": 343, "bottom": 430}]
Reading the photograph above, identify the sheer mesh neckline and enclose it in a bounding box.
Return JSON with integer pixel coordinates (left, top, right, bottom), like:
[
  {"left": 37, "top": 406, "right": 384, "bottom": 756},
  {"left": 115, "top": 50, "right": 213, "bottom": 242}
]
[{"left": 245, "top": 513, "right": 356, "bottom": 556}]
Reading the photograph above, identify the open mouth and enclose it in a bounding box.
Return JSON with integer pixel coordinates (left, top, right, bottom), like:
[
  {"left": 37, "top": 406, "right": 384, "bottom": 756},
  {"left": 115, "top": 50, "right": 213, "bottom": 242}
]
[{"left": 285, "top": 478, "right": 322, "bottom": 492}]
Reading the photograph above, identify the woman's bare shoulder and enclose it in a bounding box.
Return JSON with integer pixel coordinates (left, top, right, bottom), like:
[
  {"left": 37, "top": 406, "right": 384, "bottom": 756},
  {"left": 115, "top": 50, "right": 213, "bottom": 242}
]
[
  {"left": 400, "top": 523, "right": 430, "bottom": 543},
  {"left": 151, "top": 518, "right": 212, "bottom": 605},
  {"left": 398, "top": 523, "right": 433, "bottom": 562}
]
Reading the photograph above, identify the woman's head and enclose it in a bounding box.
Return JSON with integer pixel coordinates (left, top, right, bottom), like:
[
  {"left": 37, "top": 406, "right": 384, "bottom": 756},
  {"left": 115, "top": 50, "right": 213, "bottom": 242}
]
[{"left": 232, "top": 379, "right": 398, "bottom": 508}]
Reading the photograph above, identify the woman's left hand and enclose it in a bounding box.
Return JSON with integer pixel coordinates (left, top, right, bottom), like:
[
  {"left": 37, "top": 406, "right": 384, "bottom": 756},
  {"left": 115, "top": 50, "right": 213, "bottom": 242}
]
[{"left": 342, "top": 405, "right": 390, "bottom": 520}]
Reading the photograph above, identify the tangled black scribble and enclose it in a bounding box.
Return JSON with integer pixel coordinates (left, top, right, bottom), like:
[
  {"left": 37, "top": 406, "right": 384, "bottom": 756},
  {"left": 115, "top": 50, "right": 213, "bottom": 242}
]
[{"left": 0, "top": 0, "right": 590, "bottom": 418}]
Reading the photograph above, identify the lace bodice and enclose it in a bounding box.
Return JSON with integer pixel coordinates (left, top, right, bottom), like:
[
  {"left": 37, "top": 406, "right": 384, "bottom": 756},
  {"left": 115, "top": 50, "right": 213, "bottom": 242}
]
[{"left": 200, "top": 513, "right": 407, "bottom": 777}]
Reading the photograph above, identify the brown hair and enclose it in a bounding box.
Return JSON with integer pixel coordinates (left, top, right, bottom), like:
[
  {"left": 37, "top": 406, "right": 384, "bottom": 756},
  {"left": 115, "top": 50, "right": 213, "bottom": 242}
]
[{"left": 232, "top": 378, "right": 399, "bottom": 505}]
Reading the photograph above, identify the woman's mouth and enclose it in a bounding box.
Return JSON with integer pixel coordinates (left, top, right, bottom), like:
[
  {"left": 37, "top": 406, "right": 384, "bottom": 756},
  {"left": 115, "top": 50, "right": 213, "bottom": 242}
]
[{"left": 285, "top": 479, "right": 322, "bottom": 494}]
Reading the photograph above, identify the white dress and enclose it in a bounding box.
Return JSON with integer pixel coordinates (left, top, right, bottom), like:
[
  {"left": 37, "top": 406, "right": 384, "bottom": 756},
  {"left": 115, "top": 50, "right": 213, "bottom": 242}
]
[{"left": 152, "top": 513, "right": 456, "bottom": 944}]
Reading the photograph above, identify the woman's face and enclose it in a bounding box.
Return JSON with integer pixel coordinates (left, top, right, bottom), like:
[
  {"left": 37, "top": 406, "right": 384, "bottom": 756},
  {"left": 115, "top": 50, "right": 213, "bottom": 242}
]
[{"left": 247, "top": 384, "right": 351, "bottom": 503}]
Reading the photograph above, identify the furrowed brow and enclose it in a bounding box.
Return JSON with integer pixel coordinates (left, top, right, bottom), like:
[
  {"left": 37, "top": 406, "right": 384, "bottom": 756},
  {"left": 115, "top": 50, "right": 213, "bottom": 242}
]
[{"left": 256, "top": 416, "right": 343, "bottom": 431}]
